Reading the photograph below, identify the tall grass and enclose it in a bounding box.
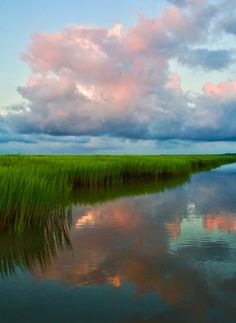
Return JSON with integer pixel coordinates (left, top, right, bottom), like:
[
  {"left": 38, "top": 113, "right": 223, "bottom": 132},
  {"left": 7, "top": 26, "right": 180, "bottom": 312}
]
[
  {"left": 70, "top": 175, "right": 190, "bottom": 206},
  {"left": 0, "top": 154, "right": 235, "bottom": 276},
  {"left": 0, "top": 211, "right": 72, "bottom": 278},
  {"left": 0, "top": 155, "right": 236, "bottom": 232}
]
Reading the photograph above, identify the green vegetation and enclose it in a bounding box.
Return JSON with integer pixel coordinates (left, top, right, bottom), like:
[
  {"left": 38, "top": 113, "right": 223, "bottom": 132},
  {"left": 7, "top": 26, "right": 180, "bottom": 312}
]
[
  {"left": 0, "top": 213, "right": 72, "bottom": 278},
  {"left": 0, "top": 154, "right": 235, "bottom": 274},
  {"left": 0, "top": 176, "right": 187, "bottom": 278},
  {"left": 71, "top": 175, "right": 189, "bottom": 205},
  {"left": 0, "top": 155, "right": 236, "bottom": 232}
]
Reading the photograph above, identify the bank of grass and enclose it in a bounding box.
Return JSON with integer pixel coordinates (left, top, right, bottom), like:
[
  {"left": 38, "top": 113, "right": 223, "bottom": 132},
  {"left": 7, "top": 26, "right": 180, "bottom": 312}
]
[{"left": 0, "top": 155, "right": 236, "bottom": 231}]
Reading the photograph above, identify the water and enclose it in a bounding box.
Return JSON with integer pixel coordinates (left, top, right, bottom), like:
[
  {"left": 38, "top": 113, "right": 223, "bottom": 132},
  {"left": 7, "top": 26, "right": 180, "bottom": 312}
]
[{"left": 1, "top": 164, "right": 236, "bottom": 322}]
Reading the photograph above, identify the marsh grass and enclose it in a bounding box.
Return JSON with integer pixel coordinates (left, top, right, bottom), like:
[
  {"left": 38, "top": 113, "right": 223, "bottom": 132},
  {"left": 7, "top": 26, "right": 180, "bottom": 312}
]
[
  {"left": 0, "top": 177, "right": 185, "bottom": 278},
  {"left": 0, "top": 155, "right": 235, "bottom": 275},
  {"left": 0, "top": 211, "right": 72, "bottom": 278},
  {"left": 0, "top": 155, "right": 236, "bottom": 232},
  {"left": 70, "top": 175, "right": 190, "bottom": 206}
]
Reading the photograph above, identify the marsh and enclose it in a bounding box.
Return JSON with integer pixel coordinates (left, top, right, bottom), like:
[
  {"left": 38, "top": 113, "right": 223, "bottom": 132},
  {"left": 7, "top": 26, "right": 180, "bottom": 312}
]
[{"left": 1, "top": 162, "right": 236, "bottom": 322}]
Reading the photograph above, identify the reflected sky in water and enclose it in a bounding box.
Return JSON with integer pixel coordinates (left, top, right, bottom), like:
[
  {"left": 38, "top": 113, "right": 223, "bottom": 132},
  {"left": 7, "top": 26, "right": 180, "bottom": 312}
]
[{"left": 1, "top": 164, "right": 236, "bottom": 322}]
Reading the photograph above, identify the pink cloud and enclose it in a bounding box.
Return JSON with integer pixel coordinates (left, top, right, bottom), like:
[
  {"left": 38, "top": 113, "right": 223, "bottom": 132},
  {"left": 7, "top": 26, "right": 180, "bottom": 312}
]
[
  {"left": 162, "top": 7, "right": 186, "bottom": 33},
  {"left": 19, "top": 6, "right": 190, "bottom": 114},
  {"left": 166, "top": 73, "right": 182, "bottom": 93},
  {"left": 21, "top": 33, "right": 64, "bottom": 72},
  {"left": 5, "top": 0, "right": 236, "bottom": 143},
  {"left": 203, "top": 80, "right": 236, "bottom": 100}
]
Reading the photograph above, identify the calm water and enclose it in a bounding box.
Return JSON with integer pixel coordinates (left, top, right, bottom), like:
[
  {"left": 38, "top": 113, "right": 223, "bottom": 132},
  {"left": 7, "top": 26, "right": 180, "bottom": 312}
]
[{"left": 1, "top": 164, "right": 236, "bottom": 322}]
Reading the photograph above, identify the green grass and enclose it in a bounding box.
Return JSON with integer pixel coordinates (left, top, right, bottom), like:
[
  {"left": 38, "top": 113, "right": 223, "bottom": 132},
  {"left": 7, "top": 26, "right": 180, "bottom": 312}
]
[
  {"left": 0, "top": 155, "right": 236, "bottom": 232},
  {"left": 0, "top": 154, "right": 235, "bottom": 274},
  {"left": 70, "top": 175, "right": 190, "bottom": 206},
  {"left": 0, "top": 213, "right": 72, "bottom": 278}
]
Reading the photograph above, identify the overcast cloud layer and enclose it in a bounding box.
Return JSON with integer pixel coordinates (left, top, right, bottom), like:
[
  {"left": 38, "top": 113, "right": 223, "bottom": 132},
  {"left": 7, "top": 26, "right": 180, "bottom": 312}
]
[{"left": 1, "top": 0, "right": 236, "bottom": 154}]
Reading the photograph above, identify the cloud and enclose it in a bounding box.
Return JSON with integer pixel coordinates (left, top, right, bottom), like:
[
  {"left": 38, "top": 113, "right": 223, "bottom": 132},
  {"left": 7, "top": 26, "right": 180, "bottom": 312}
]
[
  {"left": 167, "top": 0, "right": 207, "bottom": 7},
  {"left": 222, "top": 16, "right": 236, "bottom": 36},
  {"left": 2, "top": 0, "right": 236, "bottom": 151},
  {"left": 204, "top": 80, "right": 236, "bottom": 99},
  {"left": 178, "top": 49, "right": 232, "bottom": 70},
  {"left": 0, "top": 135, "right": 37, "bottom": 144}
]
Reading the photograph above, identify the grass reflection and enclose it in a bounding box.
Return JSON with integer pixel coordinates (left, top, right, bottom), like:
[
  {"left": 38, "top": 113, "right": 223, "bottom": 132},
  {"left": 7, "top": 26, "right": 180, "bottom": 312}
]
[
  {"left": 0, "top": 208, "right": 72, "bottom": 278},
  {"left": 0, "top": 172, "right": 192, "bottom": 279}
]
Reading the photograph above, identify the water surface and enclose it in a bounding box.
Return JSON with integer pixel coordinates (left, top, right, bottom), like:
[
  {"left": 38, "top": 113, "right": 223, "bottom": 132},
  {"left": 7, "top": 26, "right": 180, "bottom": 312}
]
[{"left": 1, "top": 164, "right": 236, "bottom": 322}]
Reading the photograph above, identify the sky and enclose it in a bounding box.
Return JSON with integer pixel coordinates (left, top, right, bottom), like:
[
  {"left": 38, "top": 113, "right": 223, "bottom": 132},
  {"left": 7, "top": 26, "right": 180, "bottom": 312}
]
[{"left": 1, "top": 0, "right": 236, "bottom": 155}]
